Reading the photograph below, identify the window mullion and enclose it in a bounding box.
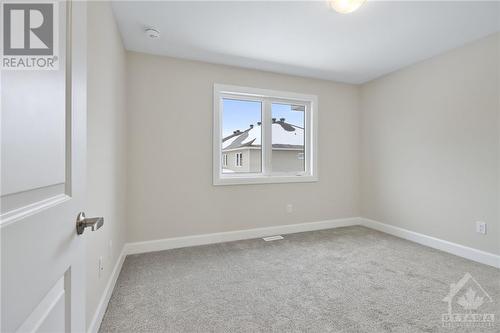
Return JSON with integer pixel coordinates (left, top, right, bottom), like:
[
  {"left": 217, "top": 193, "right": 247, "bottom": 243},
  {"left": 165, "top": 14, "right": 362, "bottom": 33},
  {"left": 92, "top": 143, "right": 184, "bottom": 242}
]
[{"left": 262, "top": 99, "right": 272, "bottom": 175}]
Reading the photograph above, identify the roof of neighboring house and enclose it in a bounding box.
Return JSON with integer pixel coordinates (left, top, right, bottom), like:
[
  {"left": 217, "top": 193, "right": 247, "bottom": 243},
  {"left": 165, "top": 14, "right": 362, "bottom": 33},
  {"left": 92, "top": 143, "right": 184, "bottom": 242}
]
[{"left": 222, "top": 119, "right": 304, "bottom": 151}]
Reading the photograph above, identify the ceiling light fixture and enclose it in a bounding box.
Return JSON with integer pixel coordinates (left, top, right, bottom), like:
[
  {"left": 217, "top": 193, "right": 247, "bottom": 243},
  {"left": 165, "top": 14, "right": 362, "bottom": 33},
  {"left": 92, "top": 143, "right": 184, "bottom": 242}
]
[{"left": 328, "top": 0, "right": 366, "bottom": 14}]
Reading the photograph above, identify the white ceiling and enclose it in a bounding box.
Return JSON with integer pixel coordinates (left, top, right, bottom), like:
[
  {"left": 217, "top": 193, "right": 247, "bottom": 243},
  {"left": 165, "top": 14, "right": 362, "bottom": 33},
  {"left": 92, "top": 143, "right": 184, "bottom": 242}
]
[{"left": 111, "top": 1, "right": 500, "bottom": 84}]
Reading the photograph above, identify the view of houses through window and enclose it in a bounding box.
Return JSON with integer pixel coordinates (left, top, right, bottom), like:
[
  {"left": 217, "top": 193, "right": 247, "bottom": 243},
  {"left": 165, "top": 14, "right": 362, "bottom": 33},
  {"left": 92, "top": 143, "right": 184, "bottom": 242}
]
[
  {"left": 271, "top": 103, "right": 305, "bottom": 172},
  {"left": 221, "top": 98, "right": 305, "bottom": 174},
  {"left": 222, "top": 99, "right": 262, "bottom": 173}
]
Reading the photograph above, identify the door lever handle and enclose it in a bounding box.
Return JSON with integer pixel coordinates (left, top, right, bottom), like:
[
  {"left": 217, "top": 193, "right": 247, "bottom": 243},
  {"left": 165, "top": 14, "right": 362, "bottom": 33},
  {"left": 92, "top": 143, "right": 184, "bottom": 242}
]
[{"left": 76, "top": 212, "right": 104, "bottom": 235}]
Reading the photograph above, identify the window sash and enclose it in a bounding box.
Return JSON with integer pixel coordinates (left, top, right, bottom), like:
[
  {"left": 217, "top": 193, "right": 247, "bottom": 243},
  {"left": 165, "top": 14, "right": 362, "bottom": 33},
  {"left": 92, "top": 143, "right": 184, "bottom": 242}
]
[
  {"left": 235, "top": 153, "right": 243, "bottom": 167},
  {"left": 214, "top": 84, "right": 318, "bottom": 185},
  {"left": 220, "top": 94, "right": 309, "bottom": 175}
]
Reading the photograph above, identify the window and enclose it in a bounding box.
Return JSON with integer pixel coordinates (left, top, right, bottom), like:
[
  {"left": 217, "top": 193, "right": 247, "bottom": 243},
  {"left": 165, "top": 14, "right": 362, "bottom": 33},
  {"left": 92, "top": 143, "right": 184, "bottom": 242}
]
[
  {"left": 235, "top": 153, "right": 243, "bottom": 167},
  {"left": 214, "top": 84, "right": 318, "bottom": 185},
  {"left": 221, "top": 99, "right": 261, "bottom": 174}
]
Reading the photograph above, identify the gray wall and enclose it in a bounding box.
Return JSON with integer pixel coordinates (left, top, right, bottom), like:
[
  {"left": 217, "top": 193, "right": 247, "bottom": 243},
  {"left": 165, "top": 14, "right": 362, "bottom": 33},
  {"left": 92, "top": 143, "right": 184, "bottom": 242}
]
[
  {"left": 272, "top": 150, "right": 305, "bottom": 173},
  {"left": 126, "top": 52, "right": 360, "bottom": 242},
  {"left": 86, "top": 1, "right": 128, "bottom": 328},
  {"left": 360, "top": 33, "right": 500, "bottom": 255},
  {"left": 250, "top": 149, "right": 262, "bottom": 173}
]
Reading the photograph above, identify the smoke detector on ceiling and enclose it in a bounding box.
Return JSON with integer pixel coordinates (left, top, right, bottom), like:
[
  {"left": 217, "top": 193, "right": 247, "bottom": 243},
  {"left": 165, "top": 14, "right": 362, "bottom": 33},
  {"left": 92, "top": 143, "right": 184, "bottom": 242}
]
[{"left": 145, "top": 28, "right": 160, "bottom": 39}]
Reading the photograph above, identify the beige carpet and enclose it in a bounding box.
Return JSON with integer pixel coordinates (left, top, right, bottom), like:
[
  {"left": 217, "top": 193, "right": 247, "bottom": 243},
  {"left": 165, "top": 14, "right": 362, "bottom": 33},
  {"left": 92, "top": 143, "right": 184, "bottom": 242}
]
[{"left": 99, "top": 226, "right": 500, "bottom": 332}]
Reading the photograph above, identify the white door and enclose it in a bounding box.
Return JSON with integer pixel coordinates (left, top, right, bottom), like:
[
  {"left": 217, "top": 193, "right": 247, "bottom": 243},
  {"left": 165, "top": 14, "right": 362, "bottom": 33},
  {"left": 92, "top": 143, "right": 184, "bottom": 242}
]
[{"left": 1, "top": 2, "right": 89, "bottom": 332}]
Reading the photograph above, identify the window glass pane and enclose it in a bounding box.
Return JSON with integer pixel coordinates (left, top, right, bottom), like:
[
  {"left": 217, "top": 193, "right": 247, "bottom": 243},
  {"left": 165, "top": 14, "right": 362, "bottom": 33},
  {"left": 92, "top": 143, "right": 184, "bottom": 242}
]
[
  {"left": 222, "top": 98, "right": 262, "bottom": 173},
  {"left": 271, "top": 103, "right": 305, "bottom": 173}
]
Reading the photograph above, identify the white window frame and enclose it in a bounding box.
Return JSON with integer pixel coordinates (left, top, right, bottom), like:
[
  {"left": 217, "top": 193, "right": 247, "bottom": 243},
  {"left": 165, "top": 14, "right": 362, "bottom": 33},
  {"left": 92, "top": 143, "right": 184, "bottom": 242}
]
[
  {"left": 223, "top": 154, "right": 228, "bottom": 167},
  {"left": 235, "top": 152, "right": 243, "bottom": 167},
  {"left": 213, "top": 84, "right": 318, "bottom": 185}
]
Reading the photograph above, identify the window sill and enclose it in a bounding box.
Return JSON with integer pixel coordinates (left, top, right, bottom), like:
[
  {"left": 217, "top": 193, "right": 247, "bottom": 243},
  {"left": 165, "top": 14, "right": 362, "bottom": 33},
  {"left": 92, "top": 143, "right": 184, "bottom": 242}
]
[{"left": 213, "top": 174, "right": 318, "bottom": 186}]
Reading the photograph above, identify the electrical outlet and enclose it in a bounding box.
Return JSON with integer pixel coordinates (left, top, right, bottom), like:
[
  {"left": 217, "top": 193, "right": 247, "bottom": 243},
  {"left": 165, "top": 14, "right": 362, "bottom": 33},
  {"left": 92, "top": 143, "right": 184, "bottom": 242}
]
[
  {"left": 476, "top": 221, "right": 487, "bottom": 235},
  {"left": 286, "top": 204, "right": 293, "bottom": 213},
  {"left": 98, "top": 256, "right": 104, "bottom": 278}
]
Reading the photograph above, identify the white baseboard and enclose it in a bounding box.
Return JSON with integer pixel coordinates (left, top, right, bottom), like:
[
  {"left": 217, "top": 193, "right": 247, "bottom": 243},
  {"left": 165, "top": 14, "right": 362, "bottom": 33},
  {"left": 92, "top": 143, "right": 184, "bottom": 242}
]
[
  {"left": 88, "top": 216, "right": 499, "bottom": 332},
  {"left": 360, "top": 218, "right": 500, "bottom": 269},
  {"left": 124, "top": 217, "right": 500, "bottom": 268},
  {"left": 88, "top": 218, "right": 359, "bottom": 332},
  {"left": 88, "top": 246, "right": 126, "bottom": 333},
  {"left": 124, "top": 217, "right": 361, "bottom": 255}
]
